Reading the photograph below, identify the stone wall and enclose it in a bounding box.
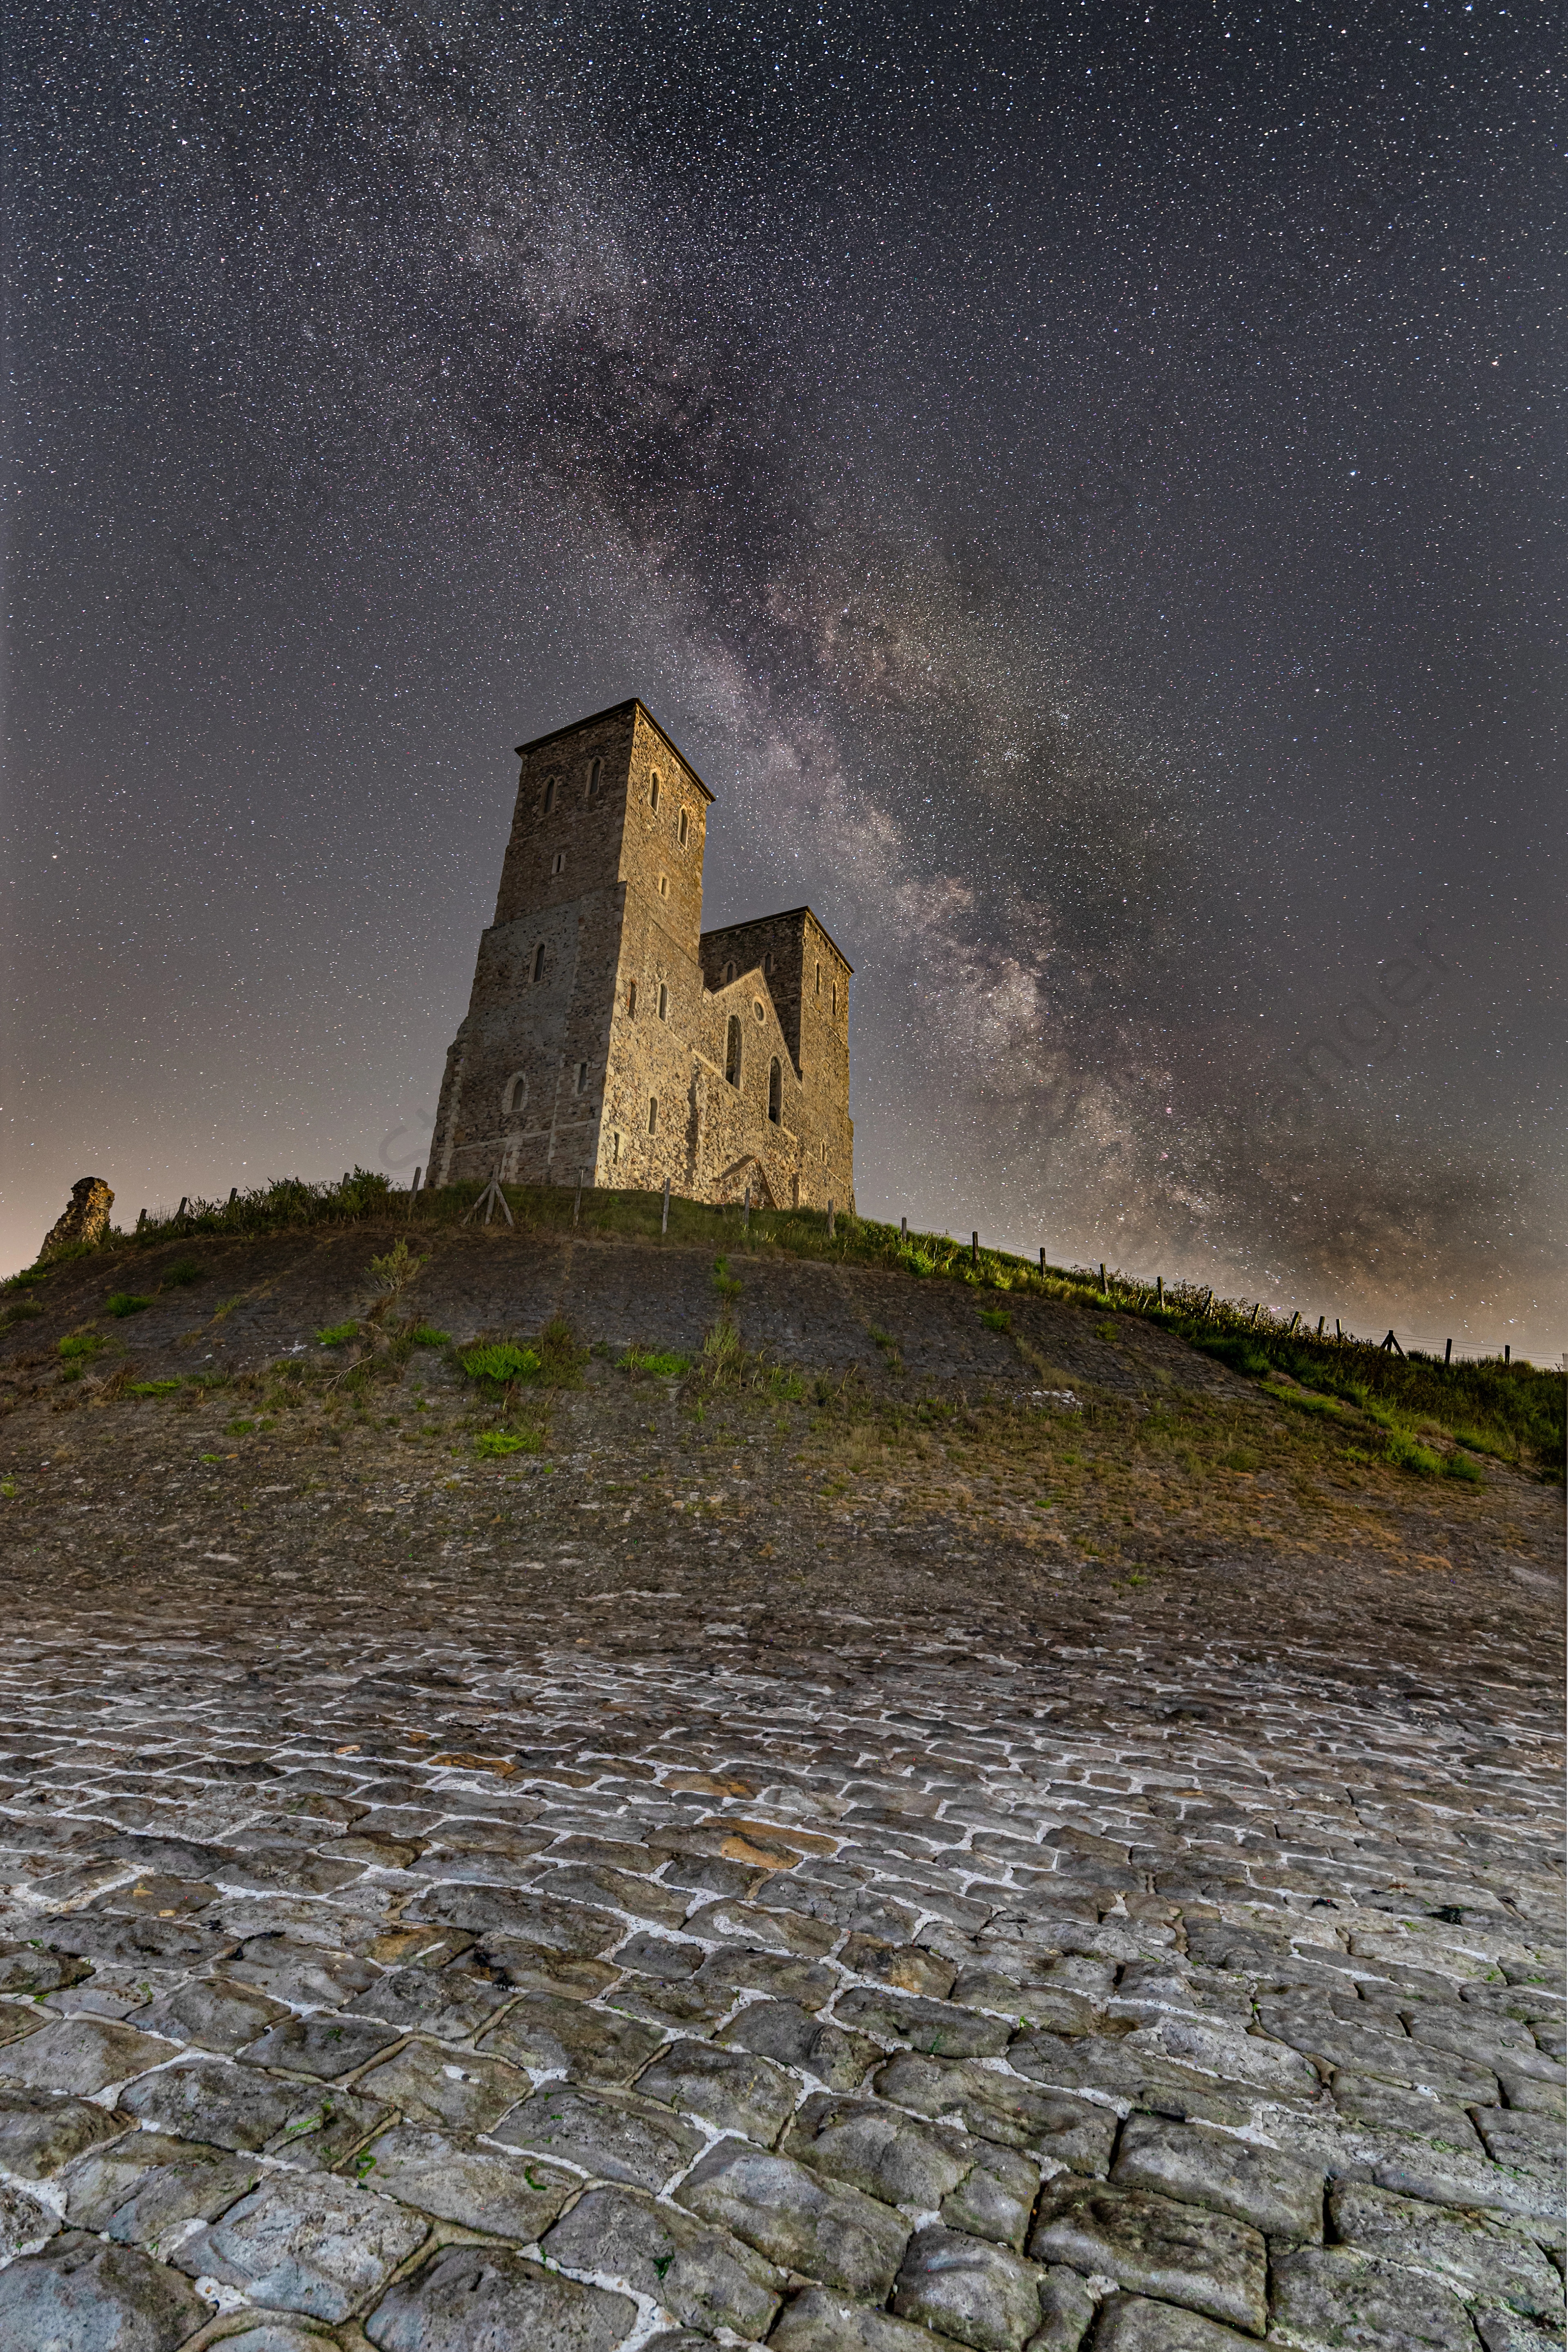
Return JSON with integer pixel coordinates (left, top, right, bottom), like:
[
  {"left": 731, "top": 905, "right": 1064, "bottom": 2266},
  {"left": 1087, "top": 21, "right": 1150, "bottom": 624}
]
[{"left": 427, "top": 699, "right": 853, "bottom": 1209}]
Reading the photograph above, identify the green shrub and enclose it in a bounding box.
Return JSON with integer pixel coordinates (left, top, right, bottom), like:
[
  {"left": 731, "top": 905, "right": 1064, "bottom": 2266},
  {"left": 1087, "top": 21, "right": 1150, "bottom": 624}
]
[
  {"left": 1263, "top": 1382, "right": 1345, "bottom": 1419},
  {"left": 316, "top": 1321, "right": 359, "bottom": 1347},
  {"left": 619, "top": 1347, "right": 692, "bottom": 1378},
  {"left": 1385, "top": 1427, "right": 1443, "bottom": 1476},
  {"left": 1451, "top": 1425, "right": 1510, "bottom": 1461},
  {"left": 128, "top": 1379, "right": 182, "bottom": 1397},
  {"left": 1444, "top": 1451, "right": 1485, "bottom": 1485},
  {"left": 162, "top": 1258, "right": 205, "bottom": 1287},
  {"left": 1192, "top": 1332, "right": 1271, "bottom": 1379},
  {"left": 474, "top": 1427, "right": 541, "bottom": 1458},
  {"left": 979, "top": 1307, "right": 1012, "bottom": 1334},
  {"left": 57, "top": 1332, "right": 104, "bottom": 1361},
  {"left": 106, "top": 1293, "right": 154, "bottom": 1319},
  {"left": 460, "top": 1341, "right": 541, "bottom": 1384},
  {"left": 409, "top": 1324, "right": 451, "bottom": 1347}
]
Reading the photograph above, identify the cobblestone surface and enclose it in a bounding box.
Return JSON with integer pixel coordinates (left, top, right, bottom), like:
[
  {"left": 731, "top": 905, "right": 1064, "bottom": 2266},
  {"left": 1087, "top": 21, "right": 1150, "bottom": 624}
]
[{"left": 0, "top": 1242, "right": 1561, "bottom": 2347}]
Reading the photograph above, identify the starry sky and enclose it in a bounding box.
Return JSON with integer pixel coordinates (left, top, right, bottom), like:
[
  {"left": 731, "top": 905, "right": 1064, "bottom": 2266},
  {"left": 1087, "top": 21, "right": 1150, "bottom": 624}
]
[{"left": 4, "top": 0, "right": 1561, "bottom": 1354}]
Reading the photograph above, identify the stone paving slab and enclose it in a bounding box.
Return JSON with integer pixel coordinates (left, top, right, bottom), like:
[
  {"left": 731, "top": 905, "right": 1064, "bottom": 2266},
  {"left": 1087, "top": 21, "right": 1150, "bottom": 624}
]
[{"left": 0, "top": 1258, "right": 1561, "bottom": 2349}]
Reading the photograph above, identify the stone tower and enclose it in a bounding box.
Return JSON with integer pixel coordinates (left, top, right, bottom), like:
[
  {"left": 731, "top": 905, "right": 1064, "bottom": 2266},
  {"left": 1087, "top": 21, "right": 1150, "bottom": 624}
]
[{"left": 426, "top": 701, "right": 854, "bottom": 1211}]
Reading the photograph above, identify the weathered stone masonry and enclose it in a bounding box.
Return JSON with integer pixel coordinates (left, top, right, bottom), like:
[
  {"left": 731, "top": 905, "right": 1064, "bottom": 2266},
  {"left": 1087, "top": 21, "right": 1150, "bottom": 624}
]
[{"left": 428, "top": 701, "right": 855, "bottom": 1209}]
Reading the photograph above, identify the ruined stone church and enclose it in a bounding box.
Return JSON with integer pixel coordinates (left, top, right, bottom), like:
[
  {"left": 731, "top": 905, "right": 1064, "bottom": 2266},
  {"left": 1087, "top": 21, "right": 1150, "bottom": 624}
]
[{"left": 427, "top": 701, "right": 854, "bottom": 1212}]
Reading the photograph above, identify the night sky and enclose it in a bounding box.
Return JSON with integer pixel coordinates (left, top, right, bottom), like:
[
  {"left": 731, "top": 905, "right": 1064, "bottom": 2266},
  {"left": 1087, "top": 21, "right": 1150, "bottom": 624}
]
[{"left": 5, "top": 1, "right": 1561, "bottom": 1354}]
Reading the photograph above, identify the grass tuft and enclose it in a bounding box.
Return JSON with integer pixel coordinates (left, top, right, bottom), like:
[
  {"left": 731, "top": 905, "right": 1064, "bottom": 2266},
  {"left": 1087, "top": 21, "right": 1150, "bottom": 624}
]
[
  {"left": 460, "top": 1342, "right": 542, "bottom": 1384},
  {"left": 316, "top": 1321, "right": 359, "bottom": 1347},
  {"left": 106, "top": 1293, "right": 154, "bottom": 1319},
  {"left": 474, "top": 1427, "right": 541, "bottom": 1458},
  {"left": 619, "top": 1347, "right": 693, "bottom": 1378}
]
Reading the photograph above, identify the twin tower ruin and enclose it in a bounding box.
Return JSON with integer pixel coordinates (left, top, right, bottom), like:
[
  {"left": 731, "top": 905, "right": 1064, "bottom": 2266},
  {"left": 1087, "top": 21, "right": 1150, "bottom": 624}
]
[{"left": 427, "top": 701, "right": 855, "bottom": 1212}]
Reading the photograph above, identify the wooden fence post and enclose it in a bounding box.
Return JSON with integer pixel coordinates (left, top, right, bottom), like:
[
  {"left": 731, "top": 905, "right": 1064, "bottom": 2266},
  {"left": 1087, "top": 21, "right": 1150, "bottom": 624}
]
[
  {"left": 1039, "top": 1246, "right": 1046, "bottom": 1275},
  {"left": 1317, "top": 1315, "right": 1325, "bottom": 1337},
  {"left": 1504, "top": 1344, "right": 1510, "bottom": 1365},
  {"left": 1099, "top": 1262, "right": 1107, "bottom": 1294},
  {"left": 1444, "top": 1338, "right": 1452, "bottom": 1364},
  {"left": 900, "top": 1216, "right": 908, "bottom": 1240},
  {"left": 971, "top": 1232, "right": 979, "bottom": 1267},
  {"left": 1156, "top": 1276, "right": 1164, "bottom": 1305}
]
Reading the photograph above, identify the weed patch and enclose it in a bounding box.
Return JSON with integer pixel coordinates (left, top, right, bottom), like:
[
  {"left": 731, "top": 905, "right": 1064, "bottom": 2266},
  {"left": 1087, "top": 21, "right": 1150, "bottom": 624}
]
[
  {"left": 106, "top": 1293, "right": 154, "bottom": 1319},
  {"left": 162, "top": 1259, "right": 205, "bottom": 1287},
  {"left": 474, "top": 1428, "right": 541, "bottom": 1458},
  {"left": 128, "top": 1380, "right": 183, "bottom": 1398},
  {"left": 619, "top": 1347, "right": 692, "bottom": 1379},
  {"left": 408, "top": 1324, "right": 451, "bottom": 1348},
  {"left": 316, "top": 1322, "right": 359, "bottom": 1348}
]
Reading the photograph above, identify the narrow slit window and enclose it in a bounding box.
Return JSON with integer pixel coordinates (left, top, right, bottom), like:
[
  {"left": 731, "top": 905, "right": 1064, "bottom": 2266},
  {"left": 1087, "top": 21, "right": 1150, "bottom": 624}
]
[
  {"left": 611, "top": 1129, "right": 621, "bottom": 1163},
  {"left": 768, "top": 1058, "right": 781, "bottom": 1123},
  {"left": 678, "top": 807, "right": 689, "bottom": 846},
  {"left": 831, "top": 980, "right": 837, "bottom": 1015},
  {"left": 648, "top": 1095, "right": 659, "bottom": 1135},
  {"left": 543, "top": 776, "right": 556, "bottom": 814},
  {"left": 725, "top": 1015, "right": 742, "bottom": 1088},
  {"left": 658, "top": 982, "right": 669, "bottom": 1021},
  {"left": 627, "top": 978, "right": 638, "bottom": 1016},
  {"left": 575, "top": 1061, "right": 588, "bottom": 1094},
  {"left": 649, "top": 772, "right": 661, "bottom": 811},
  {"left": 503, "top": 1073, "right": 528, "bottom": 1117},
  {"left": 763, "top": 952, "right": 773, "bottom": 974},
  {"left": 815, "top": 960, "right": 822, "bottom": 996},
  {"left": 552, "top": 850, "right": 566, "bottom": 875},
  {"left": 723, "top": 960, "right": 736, "bottom": 985},
  {"left": 588, "top": 757, "right": 601, "bottom": 798},
  {"left": 532, "top": 942, "right": 546, "bottom": 982},
  {"left": 657, "top": 873, "right": 669, "bottom": 897}
]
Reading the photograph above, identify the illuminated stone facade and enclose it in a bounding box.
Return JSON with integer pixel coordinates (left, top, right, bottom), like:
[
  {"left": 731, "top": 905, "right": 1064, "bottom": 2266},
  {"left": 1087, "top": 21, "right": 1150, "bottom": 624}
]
[{"left": 427, "top": 701, "right": 854, "bottom": 1210}]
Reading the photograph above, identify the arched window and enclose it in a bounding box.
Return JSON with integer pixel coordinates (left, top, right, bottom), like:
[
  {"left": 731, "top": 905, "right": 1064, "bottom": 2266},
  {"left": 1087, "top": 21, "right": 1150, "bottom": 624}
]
[
  {"left": 543, "top": 776, "right": 557, "bottom": 814},
  {"left": 627, "top": 978, "right": 638, "bottom": 1016},
  {"left": 725, "top": 1016, "right": 742, "bottom": 1088},
  {"left": 753, "top": 998, "right": 765, "bottom": 1022},
  {"left": 768, "top": 1058, "right": 781, "bottom": 1123},
  {"left": 588, "top": 758, "right": 601, "bottom": 798},
  {"left": 722, "top": 960, "right": 736, "bottom": 985},
  {"left": 649, "top": 772, "right": 661, "bottom": 811},
  {"left": 503, "top": 1073, "right": 528, "bottom": 1118},
  {"left": 658, "top": 981, "right": 669, "bottom": 1021},
  {"left": 678, "top": 808, "right": 689, "bottom": 847},
  {"left": 532, "top": 942, "right": 546, "bottom": 982},
  {"left": 648, "top": 1095, "right": 659, "bottom": 1135}
]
